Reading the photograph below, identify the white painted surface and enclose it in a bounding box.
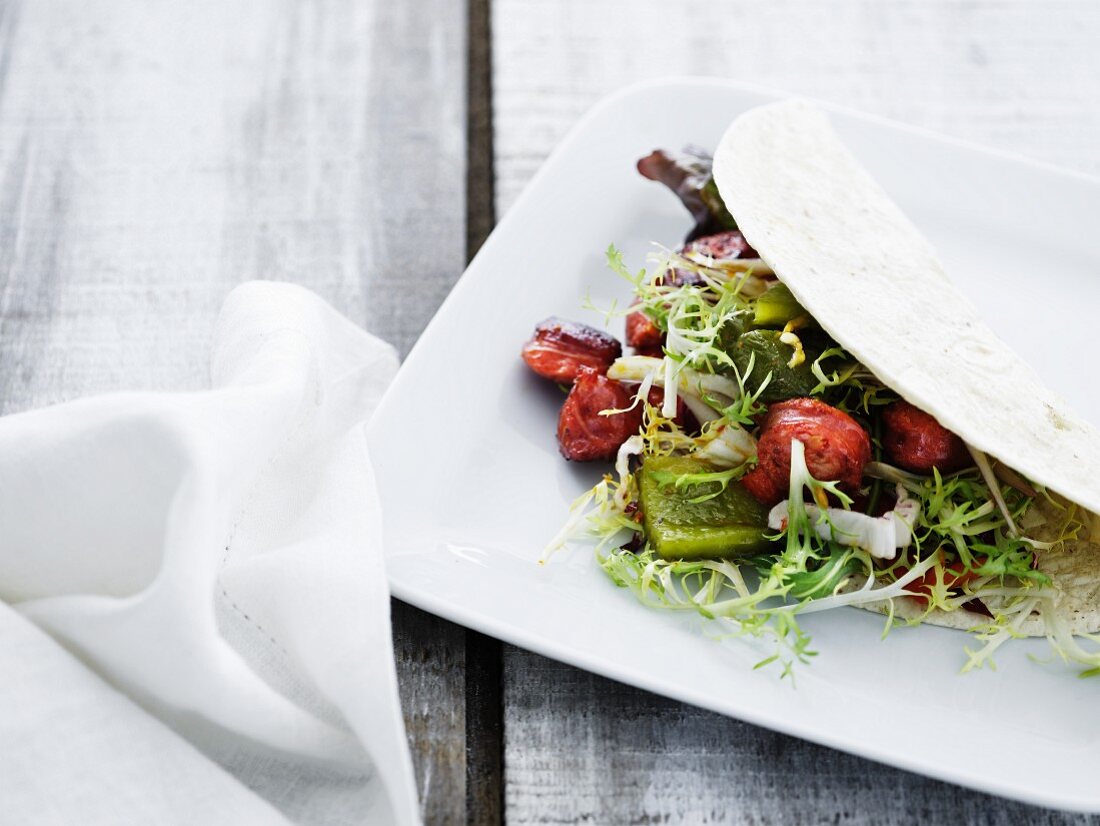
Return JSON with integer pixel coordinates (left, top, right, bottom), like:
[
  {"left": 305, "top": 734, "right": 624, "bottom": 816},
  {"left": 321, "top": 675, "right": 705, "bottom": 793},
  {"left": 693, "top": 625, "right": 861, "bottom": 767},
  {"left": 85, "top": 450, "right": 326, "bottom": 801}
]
[
  {"left": 494, "top": 0, "right": 1100, "bottom": 211},
  {"left": 0, "top": 1, "right": 470, "bottom": 821}
]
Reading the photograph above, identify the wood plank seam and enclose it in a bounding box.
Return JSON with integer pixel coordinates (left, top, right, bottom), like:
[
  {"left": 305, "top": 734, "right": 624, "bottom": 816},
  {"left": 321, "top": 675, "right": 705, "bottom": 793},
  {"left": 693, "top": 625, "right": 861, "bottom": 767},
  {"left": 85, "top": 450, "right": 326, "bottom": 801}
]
[{"left": 465, "top": 1, "right": 504, "bottom": 825}]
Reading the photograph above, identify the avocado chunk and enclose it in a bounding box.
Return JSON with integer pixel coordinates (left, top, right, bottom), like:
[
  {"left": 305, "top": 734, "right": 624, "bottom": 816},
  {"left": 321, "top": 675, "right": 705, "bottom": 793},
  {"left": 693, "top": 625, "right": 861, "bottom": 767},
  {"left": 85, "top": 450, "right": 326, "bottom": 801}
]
[
  {"left": 639, "top": 455, "right": 773, "bottom": 561},
  {"left": 729, "top": 329, "right": 818, "bottom": 403}
]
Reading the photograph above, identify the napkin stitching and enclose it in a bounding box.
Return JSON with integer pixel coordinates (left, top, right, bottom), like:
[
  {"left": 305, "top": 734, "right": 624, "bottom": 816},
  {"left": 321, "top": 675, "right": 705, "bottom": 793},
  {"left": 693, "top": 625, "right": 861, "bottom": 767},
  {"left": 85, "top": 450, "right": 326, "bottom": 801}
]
[
  {"left": 214, "top": 397, "right": 316, "bottom": 658},
  {"left": 220, "top": 579, "right": 287, "bottom": 655}
]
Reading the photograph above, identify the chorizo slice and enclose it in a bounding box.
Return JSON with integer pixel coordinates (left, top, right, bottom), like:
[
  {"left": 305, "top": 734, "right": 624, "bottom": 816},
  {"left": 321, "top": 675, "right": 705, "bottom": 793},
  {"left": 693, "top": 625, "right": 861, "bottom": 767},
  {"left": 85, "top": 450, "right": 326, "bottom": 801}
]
[
  {"left": 558, "top": 369, "right": 642, "bottom": 462},
  {"left": 625, "top": 304, "right": 664, "bottom": 356},
  {"left": 667, "top": 230, "right": 760, "bottom": 287},
  {"left": 742, "top": 397, "right": 871, "bottom": 506},
  {"left": 882, "top": 400, "right": 971, "bottom": 474},
  {"left": 521, "top": 317, "right": 622, "bottom": 383}
]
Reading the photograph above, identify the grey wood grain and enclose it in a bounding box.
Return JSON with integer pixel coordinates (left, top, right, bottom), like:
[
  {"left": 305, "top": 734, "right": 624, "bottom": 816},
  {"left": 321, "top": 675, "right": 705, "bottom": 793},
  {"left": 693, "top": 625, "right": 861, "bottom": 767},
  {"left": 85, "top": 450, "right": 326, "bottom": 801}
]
[
  {"left": 491, "top": 1, "right": 1100, "bottom": 823},
  {"left": 0, "top": 1, "right": 472, "bottom": 822}
]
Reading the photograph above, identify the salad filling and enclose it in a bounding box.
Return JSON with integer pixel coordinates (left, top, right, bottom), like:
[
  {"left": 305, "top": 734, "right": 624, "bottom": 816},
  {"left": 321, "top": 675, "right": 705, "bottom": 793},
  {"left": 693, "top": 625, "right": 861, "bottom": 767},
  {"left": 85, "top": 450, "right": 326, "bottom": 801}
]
[{"left": 521, "top": 133, "right": 1100, "bottom": 677}]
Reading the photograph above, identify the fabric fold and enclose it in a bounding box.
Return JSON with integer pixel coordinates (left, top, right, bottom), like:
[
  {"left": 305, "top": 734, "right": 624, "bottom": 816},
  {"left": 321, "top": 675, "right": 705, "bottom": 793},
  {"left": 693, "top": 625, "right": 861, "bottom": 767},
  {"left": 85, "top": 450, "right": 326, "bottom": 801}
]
[{"left": 0, "top": 281, "right": 418, "bottom": 826}]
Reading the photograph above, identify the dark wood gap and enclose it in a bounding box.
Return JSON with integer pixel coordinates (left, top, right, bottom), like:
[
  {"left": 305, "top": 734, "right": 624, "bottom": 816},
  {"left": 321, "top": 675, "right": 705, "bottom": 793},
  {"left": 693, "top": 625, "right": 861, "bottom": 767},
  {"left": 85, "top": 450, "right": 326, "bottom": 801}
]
[
  {"left": 464, "top": 0, "right": 503, "bottom": 824},
  {"left": 466, "top": 0, "right": 496, "bottom": 260},
  {"left": 464, "top": 630, "right": 503, "bottom": 825}
]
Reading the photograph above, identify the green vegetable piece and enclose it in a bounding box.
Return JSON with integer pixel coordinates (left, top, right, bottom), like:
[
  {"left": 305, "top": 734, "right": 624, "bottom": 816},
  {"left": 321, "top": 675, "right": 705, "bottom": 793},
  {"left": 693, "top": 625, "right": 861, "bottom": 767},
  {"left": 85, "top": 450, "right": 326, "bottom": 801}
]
[
  {"left": 754, "top": 283, "right": 807, "bottom": 328},
  {"left": 716, "top": 313, "right": 747, "bottom": 353},
  {"left": 639, "top": 456, "right": 772, "bottom": 561},
  {"left": 730, "top": 329, "right": 818, "bottom": 403}
]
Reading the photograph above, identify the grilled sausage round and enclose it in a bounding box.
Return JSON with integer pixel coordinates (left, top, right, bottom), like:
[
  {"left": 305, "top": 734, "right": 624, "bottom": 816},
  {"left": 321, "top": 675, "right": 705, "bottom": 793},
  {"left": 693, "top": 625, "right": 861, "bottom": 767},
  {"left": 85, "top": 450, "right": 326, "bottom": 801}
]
[
  {"left": 882, "top": 400, "right": 971, "bottom": 473},
  {"left": 522, "top": 317, "right": 622, "bottom": 383},
  {"left": 741, "top": 397, "right": 871, "bottom": 506},
  {"left": 557, "top": 369, "right": 642, "bottom": 461},
  {"left": 668, "top": 230, "right": 759, "bottom": 287},
  {"left": 625, "top": 304, "right": 664, "bottom": 356}
]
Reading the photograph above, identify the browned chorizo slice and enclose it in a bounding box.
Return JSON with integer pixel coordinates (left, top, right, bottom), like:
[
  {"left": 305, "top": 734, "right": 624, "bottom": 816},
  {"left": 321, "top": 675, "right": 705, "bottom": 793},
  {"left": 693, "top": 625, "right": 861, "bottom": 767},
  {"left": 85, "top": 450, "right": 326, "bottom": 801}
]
[
  {"left": 685, "top": 229, "right": 759, "bottom": 262},
  {"left": 742, "top": 397, "right": 871, "bottom": 506},
  {"left": 557, "top": 369, "right": 642, "bottom": 461},
  {"left": 667, "top": 230, "right": 760, "bottom": 287},
  {"left": 882, "top": 400, "right": 971, "bottom": 474},
  {"left": 625, "top": 305, "right": 664, "bottom": 356},
  {"left": 521, "top": 317, "right": 622, "bottom": 383}
]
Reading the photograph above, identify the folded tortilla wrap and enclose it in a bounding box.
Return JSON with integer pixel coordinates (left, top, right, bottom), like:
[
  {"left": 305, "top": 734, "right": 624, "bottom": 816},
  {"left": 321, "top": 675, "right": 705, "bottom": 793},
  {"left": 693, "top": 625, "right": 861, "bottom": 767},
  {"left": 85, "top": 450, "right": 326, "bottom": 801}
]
[{"left": 712, "top": 102, "right": 1100, "bottom": 634}]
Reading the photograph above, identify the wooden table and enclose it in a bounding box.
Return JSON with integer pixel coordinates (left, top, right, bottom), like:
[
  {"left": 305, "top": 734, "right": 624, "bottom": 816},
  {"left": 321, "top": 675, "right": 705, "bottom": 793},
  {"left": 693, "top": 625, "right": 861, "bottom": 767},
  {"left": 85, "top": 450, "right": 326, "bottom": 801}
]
[{"left": 2, "top": 1, "right": 1099, "bottom": 823}]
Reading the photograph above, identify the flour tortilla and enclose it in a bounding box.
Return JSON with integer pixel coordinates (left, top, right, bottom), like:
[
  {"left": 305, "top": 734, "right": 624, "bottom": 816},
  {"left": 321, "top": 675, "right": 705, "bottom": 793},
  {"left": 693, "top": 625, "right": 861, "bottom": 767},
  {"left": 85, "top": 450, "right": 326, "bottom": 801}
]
[{"left": 712, "top": 101, "right": 1100, "bottom": 634}]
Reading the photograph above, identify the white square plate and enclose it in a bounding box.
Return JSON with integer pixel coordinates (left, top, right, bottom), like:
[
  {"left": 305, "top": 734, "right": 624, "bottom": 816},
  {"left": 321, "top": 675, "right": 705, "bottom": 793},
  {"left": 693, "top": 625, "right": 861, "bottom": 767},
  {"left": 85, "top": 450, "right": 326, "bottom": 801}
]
[{"left": 368, "top": 79, "right": 1100, "bottom": 811}]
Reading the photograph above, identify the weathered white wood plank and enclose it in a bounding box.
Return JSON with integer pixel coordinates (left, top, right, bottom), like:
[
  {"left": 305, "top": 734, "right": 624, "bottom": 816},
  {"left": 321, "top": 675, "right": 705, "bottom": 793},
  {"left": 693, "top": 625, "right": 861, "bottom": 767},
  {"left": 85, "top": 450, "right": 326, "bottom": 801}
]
[
  {"left": 492, "top": 1, "right": 1100, "bottom": 822},
  {"left": 0, "top": 1, "right": 471, "bottom": 822},
  {"left": 505, "top": 657, "right": 1100, "bottom": 824},
  {"left": 494, "top": 0, "right": 1100, "bottom": 214}
]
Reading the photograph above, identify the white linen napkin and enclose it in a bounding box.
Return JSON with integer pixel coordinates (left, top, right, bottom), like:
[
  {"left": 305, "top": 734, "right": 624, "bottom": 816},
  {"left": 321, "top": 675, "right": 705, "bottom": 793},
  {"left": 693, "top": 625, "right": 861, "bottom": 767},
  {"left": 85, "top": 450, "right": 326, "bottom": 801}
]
[{"left": 0, "top": 281, "right": 419, "bottom": 825}]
